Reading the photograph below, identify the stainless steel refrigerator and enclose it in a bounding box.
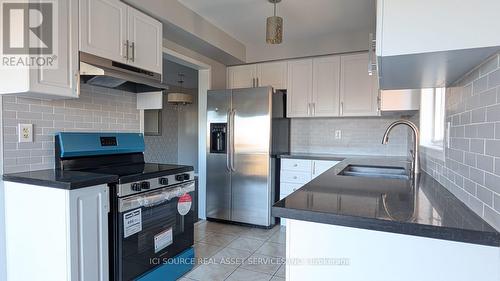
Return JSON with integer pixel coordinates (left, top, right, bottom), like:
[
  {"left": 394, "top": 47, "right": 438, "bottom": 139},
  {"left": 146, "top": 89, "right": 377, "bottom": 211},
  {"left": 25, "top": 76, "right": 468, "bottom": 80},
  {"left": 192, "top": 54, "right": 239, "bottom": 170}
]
[{"left": 206, "top": 87, "right": 289, "bottom": 227}]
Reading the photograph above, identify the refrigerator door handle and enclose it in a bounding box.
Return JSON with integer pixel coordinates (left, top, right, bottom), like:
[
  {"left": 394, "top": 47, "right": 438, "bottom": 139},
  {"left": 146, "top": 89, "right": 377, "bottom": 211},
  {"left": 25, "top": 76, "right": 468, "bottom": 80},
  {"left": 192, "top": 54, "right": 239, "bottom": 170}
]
[
  {"left": 226, "top": 109, "right": 232, "bottom": 171},
  {"left": 226, "top": 109, "right": 233, "bottom": 172},
  {"left": 230, "top": 109, "right": 236, "bottom": 172}
]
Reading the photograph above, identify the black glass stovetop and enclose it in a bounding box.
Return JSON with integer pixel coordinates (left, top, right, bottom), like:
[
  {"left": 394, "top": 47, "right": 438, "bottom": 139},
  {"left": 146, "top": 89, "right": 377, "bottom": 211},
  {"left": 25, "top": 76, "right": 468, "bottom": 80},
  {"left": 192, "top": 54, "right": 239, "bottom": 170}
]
[{"left": 83, "top": 163, "right": 193, "bottom": 184}]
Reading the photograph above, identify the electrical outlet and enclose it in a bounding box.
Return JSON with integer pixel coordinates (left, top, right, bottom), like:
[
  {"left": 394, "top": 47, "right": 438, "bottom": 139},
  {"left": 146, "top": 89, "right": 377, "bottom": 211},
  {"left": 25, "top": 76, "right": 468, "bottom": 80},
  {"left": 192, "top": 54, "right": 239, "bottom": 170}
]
[
  {"left": 335, "top": 130, "right": 342, "bottom": 140},
  {"left": 18, "top": 124, "right": 33, "bottom": 143}
]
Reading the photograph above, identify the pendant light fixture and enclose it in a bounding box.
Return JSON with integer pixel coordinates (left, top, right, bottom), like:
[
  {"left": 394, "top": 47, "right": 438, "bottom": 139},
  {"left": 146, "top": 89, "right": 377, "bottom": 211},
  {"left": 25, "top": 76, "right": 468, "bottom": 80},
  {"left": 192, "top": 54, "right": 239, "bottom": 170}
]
[
  {"left": 167, "top": 73, "right": 193, "bottom": 108},
  {"left": 266, "top": 0, "right": 283, "bottom": 44}
]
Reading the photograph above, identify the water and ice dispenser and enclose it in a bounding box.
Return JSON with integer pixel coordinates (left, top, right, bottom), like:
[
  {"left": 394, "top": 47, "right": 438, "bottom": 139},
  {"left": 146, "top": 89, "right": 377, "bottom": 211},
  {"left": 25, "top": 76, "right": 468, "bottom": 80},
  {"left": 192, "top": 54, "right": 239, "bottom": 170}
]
[{"left": 210, "top": 123, "right": 227, "bottom": 153}]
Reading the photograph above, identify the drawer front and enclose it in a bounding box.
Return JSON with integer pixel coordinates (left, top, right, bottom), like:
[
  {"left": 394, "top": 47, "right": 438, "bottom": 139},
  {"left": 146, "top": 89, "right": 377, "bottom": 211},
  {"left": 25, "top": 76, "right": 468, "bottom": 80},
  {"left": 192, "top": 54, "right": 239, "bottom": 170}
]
[
  {"left": 312, "top": 160, "right": 340, "bottom": 178},
  {"left": 281, "top": 159, "right": 312, "bottom": 172},
  {"left": 280, "top": 183, "right": 303, "bottom": 196},
  {"left": 280, "top": 170, "right": 312, "bottom": 184}
]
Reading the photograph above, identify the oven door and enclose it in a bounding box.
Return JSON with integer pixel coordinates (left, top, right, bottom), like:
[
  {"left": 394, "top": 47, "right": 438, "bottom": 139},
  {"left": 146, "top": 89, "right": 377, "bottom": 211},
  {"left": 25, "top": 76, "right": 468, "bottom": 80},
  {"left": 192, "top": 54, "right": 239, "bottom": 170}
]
[{"left": 116, "top": 181, "right": 195, "bottom": 281}]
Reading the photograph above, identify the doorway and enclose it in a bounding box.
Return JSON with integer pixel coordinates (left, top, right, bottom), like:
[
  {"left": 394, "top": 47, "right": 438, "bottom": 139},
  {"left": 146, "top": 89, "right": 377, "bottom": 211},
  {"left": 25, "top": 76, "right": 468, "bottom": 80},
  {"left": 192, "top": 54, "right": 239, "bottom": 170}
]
[{"left": 142, "top": 48, "right": 211, "bottom": 220}]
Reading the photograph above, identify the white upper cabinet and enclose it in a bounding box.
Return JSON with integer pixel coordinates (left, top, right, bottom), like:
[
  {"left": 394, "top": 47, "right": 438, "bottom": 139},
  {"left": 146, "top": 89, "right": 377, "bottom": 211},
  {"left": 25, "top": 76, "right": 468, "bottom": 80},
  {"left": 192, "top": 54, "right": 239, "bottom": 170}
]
[
  {"left": 376, "top": 0, "right": 500, "bottom": 89},
  {"left": 287, "top": 56, "right": 341, "bottom": 118},
  {"left": 227, "top": 61, "right": 287, "bottom": 89},
  {"left": 80, "top": 0, "right": 128, "bottom": 64},
  {"left": 312, "top": 56, "right": 340, "bottom": 117},
  {"left": 0, "top": 0, "right": 79, "bottom": 98},
  {"left": 340, "top": 53, "right": 379, "bottom": 117},
  {"left": 80, "top": 0, "right": 163, "bottom": 73},
  {"left": 287, "top": 59, "right": 313, "bottom": 118},
  {"left": 257, "top": 61, "right": 287, "bottom": 90},
  {"left": 227, "top": 53, "right": 378, "bottom": 118},
  {"left": 227, "top": 65, "right": 257, "bottom": 89},
  {"left": 127, "top": 7, "right": 163, "bottom": 74}
]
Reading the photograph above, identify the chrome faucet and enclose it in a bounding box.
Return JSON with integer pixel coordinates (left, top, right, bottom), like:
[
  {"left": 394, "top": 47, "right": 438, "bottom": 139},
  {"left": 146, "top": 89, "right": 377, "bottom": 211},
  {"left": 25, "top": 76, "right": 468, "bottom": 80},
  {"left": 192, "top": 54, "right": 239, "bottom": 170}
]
[{"left": 382, "top": 120, "right": 420, "bottom": 179}]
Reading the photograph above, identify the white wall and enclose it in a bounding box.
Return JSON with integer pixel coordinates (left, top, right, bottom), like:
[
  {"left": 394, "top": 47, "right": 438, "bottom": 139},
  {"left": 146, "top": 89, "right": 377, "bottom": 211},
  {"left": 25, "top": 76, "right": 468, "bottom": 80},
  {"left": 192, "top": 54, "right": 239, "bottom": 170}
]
[
  {"left": 124, "top": 0, "right": 245, "bottom": 64},
  {"left": 246, "top": 30, "right": 370, "bottom": 63}
]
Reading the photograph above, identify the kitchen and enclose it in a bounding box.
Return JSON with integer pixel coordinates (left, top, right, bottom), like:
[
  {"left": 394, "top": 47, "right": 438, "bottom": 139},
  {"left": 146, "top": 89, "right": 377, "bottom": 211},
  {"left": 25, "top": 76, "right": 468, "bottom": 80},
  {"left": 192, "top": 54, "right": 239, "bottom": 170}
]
[{"left": 0, "top": 0, "right": 499, "bottom": 281}]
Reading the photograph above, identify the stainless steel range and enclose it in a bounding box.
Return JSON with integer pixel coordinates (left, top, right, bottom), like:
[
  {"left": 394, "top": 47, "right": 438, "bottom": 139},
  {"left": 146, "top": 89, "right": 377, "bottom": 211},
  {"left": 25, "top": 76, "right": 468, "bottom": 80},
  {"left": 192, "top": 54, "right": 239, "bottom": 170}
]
[{"left": 55, "top": 132, "right": 196, "bottom": 281}]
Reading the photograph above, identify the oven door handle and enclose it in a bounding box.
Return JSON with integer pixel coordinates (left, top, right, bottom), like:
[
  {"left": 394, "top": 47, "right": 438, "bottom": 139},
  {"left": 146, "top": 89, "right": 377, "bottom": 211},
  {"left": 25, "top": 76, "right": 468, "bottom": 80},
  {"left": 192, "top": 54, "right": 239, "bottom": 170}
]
[
  {"left": 141, "top": 193, "right": 169, "bottom": 208},
  {"left": 119, "top": 182, "right": 196, "bottom": 212}
]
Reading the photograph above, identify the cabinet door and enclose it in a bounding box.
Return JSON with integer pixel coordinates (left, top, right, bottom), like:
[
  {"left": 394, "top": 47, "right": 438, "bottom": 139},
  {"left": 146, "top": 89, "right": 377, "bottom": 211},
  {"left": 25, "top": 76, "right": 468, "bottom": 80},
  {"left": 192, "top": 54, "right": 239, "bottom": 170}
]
[
  {"left": 30, "top": 0, "right": 79, "bottom": 98},
  {"left": 340, "top": 53, "right": 379, "bottom": 116},
  {"left": 281, "top": 159, "right": 312, "bottom": 172},
  {"left": 227, "top": 65, "right": 257, "bottom": 89},
  {"left": 127, "top": 7, "right": 163, "bottom": 73},
  {"left": 69, "top": 185, "right": 109, "bottom": 281},
  {"left": 287, "top": 59, "right": 313, "bottom": 117},
  {"left": 80, "top": 0, "right": 127, "bottom": 63},
  {"left": 312, "top": 56, "right": 341, "bottom": 117},
  {"left": 257, "top": 61, "right": 287, "bottom": 89}
]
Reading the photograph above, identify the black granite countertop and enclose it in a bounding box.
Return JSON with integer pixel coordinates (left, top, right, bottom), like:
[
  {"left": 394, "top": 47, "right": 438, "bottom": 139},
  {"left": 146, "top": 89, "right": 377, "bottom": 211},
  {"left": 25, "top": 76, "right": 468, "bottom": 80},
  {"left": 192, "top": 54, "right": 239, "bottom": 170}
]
[
  {"left": 272, "top": 156, "right": 500, "bottom": 247},
  {"left": 3, "top": 169, "right": 118, "bottom": 190}
]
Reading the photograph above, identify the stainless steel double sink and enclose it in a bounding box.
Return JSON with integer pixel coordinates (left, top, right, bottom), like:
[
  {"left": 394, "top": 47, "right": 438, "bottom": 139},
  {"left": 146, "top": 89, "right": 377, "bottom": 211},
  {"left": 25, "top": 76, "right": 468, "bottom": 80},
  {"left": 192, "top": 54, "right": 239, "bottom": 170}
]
[{"left": 339, "top": 165, "right": 409, "bottom": 180}]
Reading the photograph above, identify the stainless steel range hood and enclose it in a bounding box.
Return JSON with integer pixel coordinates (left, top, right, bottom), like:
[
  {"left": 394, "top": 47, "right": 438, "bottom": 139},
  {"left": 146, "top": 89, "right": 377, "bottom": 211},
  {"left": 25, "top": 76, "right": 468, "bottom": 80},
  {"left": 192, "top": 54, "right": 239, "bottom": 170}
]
[{"left": 79, "top": 52, "right": 168, "bottom": 93}]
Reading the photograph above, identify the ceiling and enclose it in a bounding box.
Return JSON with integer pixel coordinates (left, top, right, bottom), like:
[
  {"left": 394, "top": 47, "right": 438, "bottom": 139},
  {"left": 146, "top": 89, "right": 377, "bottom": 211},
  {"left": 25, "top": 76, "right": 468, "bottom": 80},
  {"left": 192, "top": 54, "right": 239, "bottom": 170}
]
[{"left": 178, "top": 0, "right": 376, "bottom": 62}]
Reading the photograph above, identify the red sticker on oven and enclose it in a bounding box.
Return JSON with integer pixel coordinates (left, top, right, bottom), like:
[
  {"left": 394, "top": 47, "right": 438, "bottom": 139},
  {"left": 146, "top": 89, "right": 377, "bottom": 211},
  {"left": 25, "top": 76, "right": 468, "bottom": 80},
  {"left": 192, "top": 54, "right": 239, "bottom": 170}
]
[{"left": 177, "top": 194, "right": 192, "bottom": 215}]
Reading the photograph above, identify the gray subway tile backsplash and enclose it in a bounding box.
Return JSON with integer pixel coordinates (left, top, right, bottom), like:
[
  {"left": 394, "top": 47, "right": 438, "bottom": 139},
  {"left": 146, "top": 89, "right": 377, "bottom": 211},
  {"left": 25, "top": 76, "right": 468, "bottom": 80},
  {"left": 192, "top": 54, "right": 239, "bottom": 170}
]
[
  {"left": 1, "top": 84, "right": 140, "bottom": 173},
  {"left": 290, "top": 116, "right": 413, "bottom": 156},
  {"left": 421, "top": 52, "right": 500, "bottom": 231}
]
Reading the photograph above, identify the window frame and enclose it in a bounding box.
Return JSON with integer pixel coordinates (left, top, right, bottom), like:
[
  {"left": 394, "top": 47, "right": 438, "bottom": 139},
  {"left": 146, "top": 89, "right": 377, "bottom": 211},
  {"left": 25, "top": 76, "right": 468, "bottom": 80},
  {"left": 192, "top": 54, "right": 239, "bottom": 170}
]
[{"left": 420, "top": 88, "right": 445, "bottom": 151}]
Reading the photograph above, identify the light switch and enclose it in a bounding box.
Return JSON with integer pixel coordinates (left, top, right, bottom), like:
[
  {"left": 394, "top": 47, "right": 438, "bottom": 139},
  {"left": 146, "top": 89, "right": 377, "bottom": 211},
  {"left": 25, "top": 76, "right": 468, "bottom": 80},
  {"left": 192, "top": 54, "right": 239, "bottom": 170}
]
[
  {"left": 335, "top": 130, "right": 342, "bottom": 140},
  {"left": 18, "top": 124, "right": 33, "bottom": 143}
]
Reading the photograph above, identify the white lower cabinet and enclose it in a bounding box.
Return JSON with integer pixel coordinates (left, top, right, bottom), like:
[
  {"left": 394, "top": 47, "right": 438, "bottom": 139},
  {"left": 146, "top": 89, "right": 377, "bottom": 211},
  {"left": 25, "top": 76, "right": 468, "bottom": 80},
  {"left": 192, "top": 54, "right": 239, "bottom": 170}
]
[
  {"left": 4, "top": 182, "right": 109, "bottom": 281},
  {"left": 279, "top": 158, "right": 340, "bottom": 225},
  {"left": 286, "top": 219, "right": 500, "bottom": 281}
]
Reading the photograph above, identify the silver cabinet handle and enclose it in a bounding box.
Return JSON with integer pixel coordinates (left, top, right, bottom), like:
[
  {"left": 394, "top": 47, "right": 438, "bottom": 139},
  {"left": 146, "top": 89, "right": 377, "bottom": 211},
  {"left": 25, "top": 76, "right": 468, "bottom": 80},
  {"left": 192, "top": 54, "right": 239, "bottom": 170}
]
[
  {"left": 312, "top": 103, "right": 316, "bottom": 116},
  {"left": 377, "top": 95, "right": 381, "bottom": 114},
  {"left": 340, "top": 102, "right": 344, "bottom": 116},
  {"left": 252, "top": 78, "right": 255, "bottom": 88},
  {"left": 368, "top": 33, "right": 376, "bottom": 75},
  {"left": 124, "top": 40, "right": 129, "bottom": 60},
  {"left": 130, "top": 42, "right": 135, "bottom": 62},
  {"left": 256, "top": 77, "right": 259, "bottom": 87},
  {"left": 313, "top": 161, "right": 316, "bottom": 175}
]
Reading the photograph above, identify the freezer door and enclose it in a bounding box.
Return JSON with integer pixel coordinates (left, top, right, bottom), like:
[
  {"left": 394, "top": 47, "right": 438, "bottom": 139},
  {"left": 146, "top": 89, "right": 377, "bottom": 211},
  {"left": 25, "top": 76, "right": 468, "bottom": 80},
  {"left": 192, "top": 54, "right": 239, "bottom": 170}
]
[
  {"left": 206, "top": 90, "right": 232, "bottom": 221},
  {"left": 230, "top": 87, "right": 273, "bottom": 226}
]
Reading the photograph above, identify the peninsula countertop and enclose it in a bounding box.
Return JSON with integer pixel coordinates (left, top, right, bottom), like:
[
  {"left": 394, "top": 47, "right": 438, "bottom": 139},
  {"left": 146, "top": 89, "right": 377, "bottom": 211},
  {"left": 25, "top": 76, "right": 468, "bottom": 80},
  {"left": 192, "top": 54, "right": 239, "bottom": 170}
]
[{"left": 272, "top": 155, "right": 500, "bottom": 247}]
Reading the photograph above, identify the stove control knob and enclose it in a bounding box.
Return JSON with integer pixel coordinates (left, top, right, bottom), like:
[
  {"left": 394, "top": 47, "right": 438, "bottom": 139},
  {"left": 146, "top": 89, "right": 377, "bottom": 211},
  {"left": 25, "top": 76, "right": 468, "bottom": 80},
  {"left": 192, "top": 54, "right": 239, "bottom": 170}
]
[
  {"left": 140, "top": 181, "right": 150, "bottom": 190},
  {"left": 159, "top": 177, "right": 169, "bottom": 185},
  {"left": 131, "top": 183, "right": 141, "bottom": 191},
  {"left": 175, "top": 173, "right": 191, "bottom": 181}
]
